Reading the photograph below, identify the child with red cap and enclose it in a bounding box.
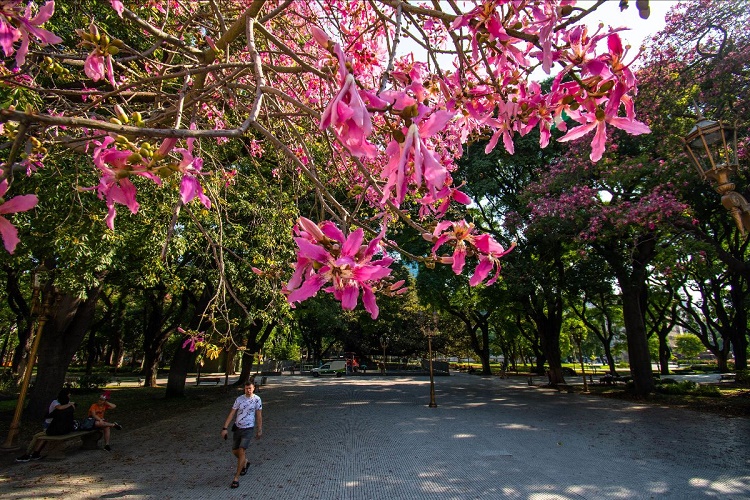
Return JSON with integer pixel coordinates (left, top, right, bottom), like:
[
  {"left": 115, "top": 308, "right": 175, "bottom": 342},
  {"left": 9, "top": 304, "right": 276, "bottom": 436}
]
[{"left": 88, "top": 390, "right": 122, "bottom": 451}]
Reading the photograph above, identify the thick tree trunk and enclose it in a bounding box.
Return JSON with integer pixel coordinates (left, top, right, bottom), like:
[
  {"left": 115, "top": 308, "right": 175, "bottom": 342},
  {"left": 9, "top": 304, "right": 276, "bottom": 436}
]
[
  {"left": 539, "top": 328, "right": 564, "bottom": 384},
  {"left": 165, "top": 284, "right": 214, "bottom": 397},
  {"left": 716, "top": 354, "right": 729, "bottom": 373},
  {"left": 621, "top": 287, "right": 654, "bottom": 395},
  {"left": 165, "top": 342, "right": 194, "bottom": 398},
  {"left": 658, "top": 331, "right": 671, "bottom": 375},
  {"left": 237, "top": 350, "right": 255, "bottom": 385},
  {"left": 224, "top": 344, "right": 237, "bottom": 376},
  {"left": 730, "top": 289, "right": 748, "bottom": 370},
  {"left": 603, "top": 343, "right": 617, "bottom": 375},
  {"left": 84, "top": 329, "right": 97, "bottom": 375},
  {"left": 141, "top": 347, "right": 163, "bottom": 387},
  {"left": 466, "top": 320, "right": 492, "bottom": 375},
  {"left": 4, "top": 266, "right": 33, "bottom": 377},
  {"left": 25, "top": 285, "right": 103, "bottom": 421}
]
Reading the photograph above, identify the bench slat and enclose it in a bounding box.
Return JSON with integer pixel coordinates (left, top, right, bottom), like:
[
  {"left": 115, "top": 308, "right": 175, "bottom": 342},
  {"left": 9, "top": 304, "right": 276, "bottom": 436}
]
[{"left": 38, "top": 430, "right": 99, "bottom": 441}]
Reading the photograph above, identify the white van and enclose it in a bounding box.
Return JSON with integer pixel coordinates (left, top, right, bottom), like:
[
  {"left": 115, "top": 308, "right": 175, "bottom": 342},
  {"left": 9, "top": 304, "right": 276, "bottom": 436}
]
[{"left": 311, "top": 360, "right": 346, "bottom": 377}]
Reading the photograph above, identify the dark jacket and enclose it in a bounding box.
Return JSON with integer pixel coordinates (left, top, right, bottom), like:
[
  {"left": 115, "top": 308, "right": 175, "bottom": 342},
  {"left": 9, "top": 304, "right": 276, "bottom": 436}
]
[{"left": 46, "top": 404, "right": 76, "bottom": 436}]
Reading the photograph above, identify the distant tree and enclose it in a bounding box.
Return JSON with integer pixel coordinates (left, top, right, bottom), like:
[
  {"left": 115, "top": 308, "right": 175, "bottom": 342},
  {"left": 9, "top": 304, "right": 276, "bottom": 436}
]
[{"left": 674, "top": 334, "right": 705, "bottom": 361}]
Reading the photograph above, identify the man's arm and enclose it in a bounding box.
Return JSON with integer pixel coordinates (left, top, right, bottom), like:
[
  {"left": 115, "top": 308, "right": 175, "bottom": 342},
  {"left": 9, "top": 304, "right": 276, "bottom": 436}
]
[
  {"left": 221, "top": 408, "right": 237, "bottom": 438},
  {"left": 255, "top": 409, "right": 262, "bottom": 439}
]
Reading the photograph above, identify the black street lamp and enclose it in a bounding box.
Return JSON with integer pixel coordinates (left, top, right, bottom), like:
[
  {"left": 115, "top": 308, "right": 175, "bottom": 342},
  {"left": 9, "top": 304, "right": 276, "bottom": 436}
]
[
  {"left": 379, "top": 335, "right": 389, "bottom": 375},
  {"left": 425, "top": 322, "right": 438, "bottom": 408},
  {"left": 682, "top": 117, "right": 750, "bottom": 234}
]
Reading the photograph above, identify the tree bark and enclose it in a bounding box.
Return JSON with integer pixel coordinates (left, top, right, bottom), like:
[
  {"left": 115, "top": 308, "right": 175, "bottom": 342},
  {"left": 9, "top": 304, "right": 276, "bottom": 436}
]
[
  {"left": 729, "top": 278, "right": 748, "bottom": 370},
  {"left": 25, "top": 283, "right": 104, "bottom": 421},
  {"left": 165, "top": 284, "right": 213, "bottom": 398},
  {"left": 165, "top": 342, "right": 194, "bottom": 398},
  {"left": 621, "top": 286, "right": 654, "bottom": 394}
]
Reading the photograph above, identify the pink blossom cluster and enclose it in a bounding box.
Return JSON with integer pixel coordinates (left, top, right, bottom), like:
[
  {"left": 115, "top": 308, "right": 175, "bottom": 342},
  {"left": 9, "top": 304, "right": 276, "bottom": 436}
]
[
  {"left": 0, "top": 1, "right": 657, "bottom": 316},
  {"left": 424, "top": 220, "right": 515, "bottom": 286},
  {"left": 0, "top": 0, "right": 61, "bottom": 67},
  {"left": 89, "top": 129, "right": 209, "bottom": 230},
  {"left": 0, "top": 179, "right": 37, "bottom": 253},
  {"left": 178, "top": 327, "right": 205, "bottom": 352},
  {"left": 284, "top": 217, "right": 398, "bottom": 319}
]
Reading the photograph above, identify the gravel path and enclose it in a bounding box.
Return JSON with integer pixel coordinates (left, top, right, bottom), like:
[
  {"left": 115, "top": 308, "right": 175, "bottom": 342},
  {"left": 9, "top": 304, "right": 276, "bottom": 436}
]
[{"left": 1, "top": 374, "right": 749, "bottom": 499}]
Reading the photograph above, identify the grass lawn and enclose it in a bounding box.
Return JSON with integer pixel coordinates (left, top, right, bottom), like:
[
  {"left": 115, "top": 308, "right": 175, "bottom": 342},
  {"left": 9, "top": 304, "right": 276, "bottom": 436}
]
[{"left": 553, "top": 379, "right": 750, "bottom": 418}]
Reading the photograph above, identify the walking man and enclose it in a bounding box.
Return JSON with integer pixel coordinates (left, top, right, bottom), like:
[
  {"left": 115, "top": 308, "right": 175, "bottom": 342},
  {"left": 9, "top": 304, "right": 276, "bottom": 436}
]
[{"left": 221, "top": 380, "right": 263, "bottom": 489}]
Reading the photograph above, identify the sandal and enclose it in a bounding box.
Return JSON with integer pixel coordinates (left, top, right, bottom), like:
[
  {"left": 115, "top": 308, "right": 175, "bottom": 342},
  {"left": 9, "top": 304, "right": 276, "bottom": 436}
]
[
  {"left": 230, "top": 480, "right": 239, "bottom": 489},
  {"left": 240, "top": 461, "right": 249, "bottom": 476}
]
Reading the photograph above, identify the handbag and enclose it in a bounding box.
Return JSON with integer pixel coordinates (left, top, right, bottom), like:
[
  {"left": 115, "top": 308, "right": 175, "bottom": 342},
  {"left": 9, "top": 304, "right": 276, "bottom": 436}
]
[{"left": 79, "top": 417, "right": 96, "bottom": 431}]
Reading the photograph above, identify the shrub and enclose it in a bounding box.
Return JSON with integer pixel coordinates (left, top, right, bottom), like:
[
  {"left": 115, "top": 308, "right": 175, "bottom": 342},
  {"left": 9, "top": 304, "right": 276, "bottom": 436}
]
[
  {"left": 736, "top": 370, "right": 750, "bottom": 385},
  {"left": 76, "top": 374, "right": 110, "bottom": 390},
  {"left": 655, "top": 380, "right": 720, "bottom": 397},
  {"left": 658, "top": 378, "right": 678, "bottom": 385},
  {"left": 0, "top": 371, "right": 18, "bottom": 394}
]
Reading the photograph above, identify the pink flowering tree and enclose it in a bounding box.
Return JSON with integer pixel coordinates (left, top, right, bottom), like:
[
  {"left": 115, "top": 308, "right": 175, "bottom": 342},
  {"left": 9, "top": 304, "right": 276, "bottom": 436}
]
[
  {"left": 0, "top": 2, "right": 652, "bottom": 331},
  {"left": 634, "top": 0, "right": 750, "bottom": 371},
  {"left": 514, "top": 0, "right": 750, "bottom": 392}
]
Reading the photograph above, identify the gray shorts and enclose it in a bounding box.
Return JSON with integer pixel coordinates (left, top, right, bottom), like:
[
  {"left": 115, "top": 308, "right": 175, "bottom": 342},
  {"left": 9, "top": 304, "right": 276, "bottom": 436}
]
[{"left": 232, "top": 426, "right": 254, "bottom": 450}]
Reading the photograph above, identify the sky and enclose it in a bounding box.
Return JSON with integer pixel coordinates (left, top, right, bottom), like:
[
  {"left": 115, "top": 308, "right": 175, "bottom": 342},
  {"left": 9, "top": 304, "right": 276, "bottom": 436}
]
[
  {"left": 528, "top": 0, "right": 680, "bottom": 79},
  {"left": 399, "top": 1, "right": 681, "bottom": 78},
  {"left": 576, "top": 0, "right": 678, "bottom": 50}
]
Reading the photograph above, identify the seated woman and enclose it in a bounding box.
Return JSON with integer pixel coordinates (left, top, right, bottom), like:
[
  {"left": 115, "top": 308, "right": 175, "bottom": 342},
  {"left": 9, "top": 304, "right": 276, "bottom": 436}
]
[
  {"left": 88, "top": 391, "right": 122, "bottom": 452},
  {"left": 16, "top": 389, "right": 77, "bottom": 462}
]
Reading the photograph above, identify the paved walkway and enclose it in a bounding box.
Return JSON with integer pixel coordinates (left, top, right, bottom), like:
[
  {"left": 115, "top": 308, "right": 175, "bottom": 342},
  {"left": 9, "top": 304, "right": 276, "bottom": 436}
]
[{"left": 1, "top": 374, "right": 749, "bottom": 499}]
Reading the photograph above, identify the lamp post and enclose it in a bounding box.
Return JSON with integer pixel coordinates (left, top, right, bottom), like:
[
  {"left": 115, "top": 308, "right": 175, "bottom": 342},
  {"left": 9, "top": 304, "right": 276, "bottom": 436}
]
[
  {"left": 379, "top": 335, "right": 389, "bottom": 375},
  {"left": 682, "top": 117, "right": 750, "bottom": 234},
  {"left": 425, "top": 313, "right": 438, "bottom": 408},
  {"left": 1, "top": 267, "right": 49, "bottom": 451},
  {"left": 572, "top": 327, "right": 589, "bottom": 394}
]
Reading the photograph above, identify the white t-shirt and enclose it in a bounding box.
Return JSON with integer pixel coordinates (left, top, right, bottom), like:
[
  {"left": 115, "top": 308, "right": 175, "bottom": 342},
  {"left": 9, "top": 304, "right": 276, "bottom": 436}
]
[
  {"left": 43, "top": 399, "right": 59, "bottom": 428},
  {"left": 232, "top": 394, "right": 262, "bottom": 429}
]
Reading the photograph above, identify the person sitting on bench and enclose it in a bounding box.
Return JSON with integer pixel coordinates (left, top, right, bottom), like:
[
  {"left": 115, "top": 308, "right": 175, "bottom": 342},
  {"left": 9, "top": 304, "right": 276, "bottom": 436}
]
[
  {"left": 88, "top": 390, "right": 122, "bottom": 452},
  {"left": 17, "top": 389, "right": 77, "bottom": 462}
]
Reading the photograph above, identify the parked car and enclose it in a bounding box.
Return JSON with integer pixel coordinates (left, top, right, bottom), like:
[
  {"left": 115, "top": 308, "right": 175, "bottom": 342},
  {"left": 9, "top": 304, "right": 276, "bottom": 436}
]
[{"left": 311, "top": 360, "right": 346, "bottom": 377}]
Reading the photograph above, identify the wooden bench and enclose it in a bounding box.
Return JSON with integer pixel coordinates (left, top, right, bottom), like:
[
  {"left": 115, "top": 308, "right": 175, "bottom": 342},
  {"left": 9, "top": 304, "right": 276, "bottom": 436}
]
[
  {"left": 720, "top": 374, "right": 736, "bottom": 382},
  {"left": 197, "top": 377, "right": 221, "bottom": 386},
  {"left": 37, "top": 430, "right": 102, "bottom": 459},
  {"left": 599, "top": 374, "right": 632, "bottom": 385}
]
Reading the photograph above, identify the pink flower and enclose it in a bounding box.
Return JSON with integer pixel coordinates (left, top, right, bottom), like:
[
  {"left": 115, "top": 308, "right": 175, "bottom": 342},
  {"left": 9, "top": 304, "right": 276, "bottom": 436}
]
[
  {"left": 284, "top": 217, "right": 392, "bottom": 319},
  {"left": 319, "top": 74, "right": 377, "bottom": 158},
  {"left": 427, "top": 220, "right": 515, "bottom": 286},
  {"left": 89, "top": 136, "right": 159, "bottom": 229},
  {"left": 172, "top": 131, "right": 210, "bottom": 209},
  {"left": 110, "top": 0, "right": 124, "bottom": 17},
  {"left": 558, "top": 103, "right": 651, "bottom": 162},
  {"left": 0, "top": 1, "right": 62, "bottom": 67},
  {"left": 84, "top": 49, "right": 116, "bottom": 87},
  {"left": 84, "top": 52, "right": 105, "bottom": 81},
  {"left": 178, "top": 327, "right": 204, "bottom": 352},
  {"left": 0, "top": 179, "right": 38, "bottom": 253},
  {"left": 381, "top": 109, "right": 453, "bottom": 206}
]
